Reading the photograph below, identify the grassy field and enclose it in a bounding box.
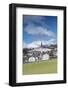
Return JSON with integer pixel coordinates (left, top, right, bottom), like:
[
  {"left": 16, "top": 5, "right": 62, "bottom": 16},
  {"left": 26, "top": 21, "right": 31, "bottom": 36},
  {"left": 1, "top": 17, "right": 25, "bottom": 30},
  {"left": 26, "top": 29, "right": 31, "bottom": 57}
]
[{"left": 23, "top": 58, "right": 57, "bottom": 75}]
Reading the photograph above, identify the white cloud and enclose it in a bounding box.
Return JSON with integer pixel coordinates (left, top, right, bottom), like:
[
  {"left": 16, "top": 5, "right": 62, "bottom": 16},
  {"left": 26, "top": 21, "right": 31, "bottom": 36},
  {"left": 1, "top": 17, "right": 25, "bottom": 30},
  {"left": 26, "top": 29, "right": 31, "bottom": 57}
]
[
  {"left": 24, "top": 16, "right": 46, "bottom": 25},
  {"left": 45, "top": 39, "right": 56, "bottom": 45},
  {"left": 25, "top": 24, "right": 55, "bottom": 37},
  {"left": 23, "top": 39, "right": 56, "bottom": 48},
  {"left": 23, "top": 42, "right": 27, "bottom": 48},
  {"left": 27, "top": 41, "right": 39, "bottom": 48}
]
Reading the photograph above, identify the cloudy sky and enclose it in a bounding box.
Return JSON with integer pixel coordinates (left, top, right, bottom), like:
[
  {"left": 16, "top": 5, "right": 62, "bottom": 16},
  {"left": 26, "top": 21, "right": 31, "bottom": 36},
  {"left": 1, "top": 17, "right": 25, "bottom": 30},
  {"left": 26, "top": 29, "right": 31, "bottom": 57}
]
[{"left": 23, "top": 15, "right": 57, "bottom": 48}]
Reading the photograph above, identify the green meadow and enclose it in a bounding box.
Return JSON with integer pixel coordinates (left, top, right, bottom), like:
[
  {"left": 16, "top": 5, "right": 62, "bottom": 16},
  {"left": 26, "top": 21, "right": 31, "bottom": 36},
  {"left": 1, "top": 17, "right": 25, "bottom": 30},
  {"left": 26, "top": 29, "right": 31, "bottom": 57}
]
[{"left": 23, "top": 58, "right": 57, "bottom": 75}]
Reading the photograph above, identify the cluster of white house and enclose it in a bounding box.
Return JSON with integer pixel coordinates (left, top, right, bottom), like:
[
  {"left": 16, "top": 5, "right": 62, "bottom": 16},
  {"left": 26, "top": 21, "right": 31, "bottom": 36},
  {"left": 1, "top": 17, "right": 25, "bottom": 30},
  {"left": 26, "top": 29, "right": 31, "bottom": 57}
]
[{"left": 23, "top": 44, "right": 57, "bottom": 63}]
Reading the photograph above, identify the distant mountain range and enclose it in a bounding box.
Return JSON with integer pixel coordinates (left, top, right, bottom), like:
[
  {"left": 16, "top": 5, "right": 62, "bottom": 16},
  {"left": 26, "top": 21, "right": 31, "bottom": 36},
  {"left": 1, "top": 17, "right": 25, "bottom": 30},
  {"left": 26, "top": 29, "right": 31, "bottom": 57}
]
[{"left": 23, "top": 40, "right": 57, "bottom": 49}]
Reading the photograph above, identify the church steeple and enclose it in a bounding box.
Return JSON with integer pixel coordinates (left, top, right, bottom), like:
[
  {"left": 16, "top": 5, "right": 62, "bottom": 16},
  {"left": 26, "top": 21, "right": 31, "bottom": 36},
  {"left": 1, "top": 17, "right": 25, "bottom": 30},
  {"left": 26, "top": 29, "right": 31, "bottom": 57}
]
[{"left": 41, "top": 41, "right": 43, "bottom": 47}]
